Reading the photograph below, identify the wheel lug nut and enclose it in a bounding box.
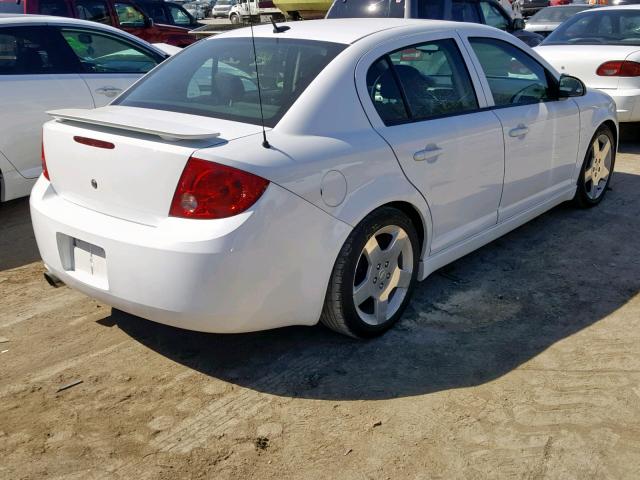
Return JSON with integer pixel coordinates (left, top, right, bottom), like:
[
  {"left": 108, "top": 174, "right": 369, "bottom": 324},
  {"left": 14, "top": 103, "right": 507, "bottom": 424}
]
[
  {"left": 379, "top": 285, "right": 383, "bottom": 290},
  {"left": 385, "top": 261, "right": 389, "bottom": 267},
  {"left": 386, "top": 273, "right": 390, "bottom": 279},
  {"left": 373, "top": 278, "right": 377, "bottom": 284},
  {"left": 377, "top": 264, "right": 380, "bottom": 270}
]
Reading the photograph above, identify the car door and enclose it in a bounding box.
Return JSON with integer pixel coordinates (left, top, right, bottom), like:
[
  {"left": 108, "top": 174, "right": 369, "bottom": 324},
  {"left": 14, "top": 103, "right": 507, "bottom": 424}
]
[
  {"left": 356, "top": 34, "right": 505, "bottom": 254},
  {"left": 57, "top": 26, "right": 164, "bottom": 107},
  {"left": 0, "top": 25, "right": 93, "bottom": 179},
  {"left": 463, "top": 36, "right": 580, "bottom": 220}
]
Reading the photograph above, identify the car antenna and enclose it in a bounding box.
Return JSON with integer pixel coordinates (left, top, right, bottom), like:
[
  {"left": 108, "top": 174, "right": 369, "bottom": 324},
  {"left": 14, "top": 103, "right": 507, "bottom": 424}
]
[
  {"left": 270, "top": 17, "right": 290, "bottom": 33},
  {"left": 249, "top": 16, "right": 270, "bottom": 149}
]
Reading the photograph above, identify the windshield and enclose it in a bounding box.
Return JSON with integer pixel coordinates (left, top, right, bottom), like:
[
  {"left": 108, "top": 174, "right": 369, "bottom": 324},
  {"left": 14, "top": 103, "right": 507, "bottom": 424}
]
[
  {"left": 543, "top": 10, "right": 640, "bottom": 45},
  {"left": 529, "top": 6, "right": 591, "bottom": 23},
  {"left": 326, "top": 0, "right": 405, "bottom": 18},
  {"left": 115, "top": 37, "right": 346, "bottom": 127}
]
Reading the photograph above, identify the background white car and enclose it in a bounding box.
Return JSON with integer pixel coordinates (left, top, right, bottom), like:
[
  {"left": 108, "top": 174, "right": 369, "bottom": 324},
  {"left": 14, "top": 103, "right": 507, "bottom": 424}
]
[
  {"left": 535, "top": 6, "right": 640, "bottom": 122},
  {"left": 0, "top": 14, "right": 169, "bottom": 203},
  {"left": 32, "top": 19, "right": 617, "bottom": 338}
]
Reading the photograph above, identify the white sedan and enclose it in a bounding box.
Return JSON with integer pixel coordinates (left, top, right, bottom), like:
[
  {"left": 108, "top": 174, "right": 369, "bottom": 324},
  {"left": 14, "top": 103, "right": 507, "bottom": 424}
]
[
  {"left": 535, "top": 6, "right": 640, "bottom": 122},
  {"left": 31, "top": 19, "right": 617, "bottom": 338},
  {"left": 0, "top": 14, "right": 169, "bottom": 203}
]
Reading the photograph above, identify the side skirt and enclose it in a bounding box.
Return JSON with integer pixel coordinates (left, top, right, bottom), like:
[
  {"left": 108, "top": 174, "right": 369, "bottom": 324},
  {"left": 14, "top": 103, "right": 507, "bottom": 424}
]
[{"left": 417, "top": 186, "right": 577, "bottom": 281}]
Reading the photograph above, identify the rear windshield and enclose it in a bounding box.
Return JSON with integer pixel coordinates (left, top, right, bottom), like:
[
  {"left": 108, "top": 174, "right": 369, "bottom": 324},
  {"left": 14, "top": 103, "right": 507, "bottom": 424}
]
[
  {"left": 529, "top": 6, "right": 590, "bottom": 23},
  {"left": 326, "top": 0, "right": 405, "bottom": 18},
  {"left": 543, "top": 10, "right": 640, "bottom": 45},
  {"left": 0, "top": 0, "right": 25, "bottom": 13},
  {"left": 115, "top": 37, "right": 346, "bottom": 127}
]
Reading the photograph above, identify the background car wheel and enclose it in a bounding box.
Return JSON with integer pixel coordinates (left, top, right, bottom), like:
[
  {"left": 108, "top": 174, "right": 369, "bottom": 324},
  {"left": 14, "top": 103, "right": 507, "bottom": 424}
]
[
  {"left": 230, "top": 13, "right": 240, "bottom": 24},
  {"left": 321, "top": 207, "right": 419, "bottom": 338},
  {"left": 573, "top": 125, "right": 616, "bottom": 208}
]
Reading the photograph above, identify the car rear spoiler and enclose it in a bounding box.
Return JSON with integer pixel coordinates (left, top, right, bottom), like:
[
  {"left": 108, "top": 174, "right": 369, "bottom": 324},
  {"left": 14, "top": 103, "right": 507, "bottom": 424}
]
[{"left": 47, "top": 107, "right": 221, "bottom": 141}]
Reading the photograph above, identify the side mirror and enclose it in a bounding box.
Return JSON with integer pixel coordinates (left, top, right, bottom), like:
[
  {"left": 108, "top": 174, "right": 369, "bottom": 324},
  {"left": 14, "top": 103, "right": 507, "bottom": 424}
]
[
  {"left": 558, "top": 74, "right": 586, "bottom": 98},
  {"left": 511, "top": 17, "right": 525, "bottom": 31},
  {"left": 144, "top": 16, "right": 154, "bottom": 27}
]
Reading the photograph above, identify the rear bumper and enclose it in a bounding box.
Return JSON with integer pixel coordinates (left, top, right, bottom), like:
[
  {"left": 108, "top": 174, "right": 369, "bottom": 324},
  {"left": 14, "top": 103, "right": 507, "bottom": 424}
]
[
  {"left": 598, "top": 88, "right": 640, "bottom": 123},
  {"left": 30, "top": 177, "right": 350, "bottom": 333}
]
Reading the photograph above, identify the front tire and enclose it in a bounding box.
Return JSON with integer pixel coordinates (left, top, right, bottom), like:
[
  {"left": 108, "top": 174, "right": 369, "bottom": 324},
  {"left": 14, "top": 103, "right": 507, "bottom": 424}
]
[
  {"left": 229, "top": 13, "right": 240, "bottom": 24},
  {"left": 321, "top": 207, "right": 419, "bottom": 338},
  {"left": 573, "top": 125, "right": 616, "bottom": 208}
]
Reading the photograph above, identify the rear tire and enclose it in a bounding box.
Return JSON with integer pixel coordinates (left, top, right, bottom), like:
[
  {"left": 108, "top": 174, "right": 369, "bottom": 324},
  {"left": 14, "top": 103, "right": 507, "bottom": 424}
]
[
  {"left": 321, "top": 207, "right": 419, "bottom": 338},
  {"left": 573, "top": 125, "right": 616, "bottom": 208}
]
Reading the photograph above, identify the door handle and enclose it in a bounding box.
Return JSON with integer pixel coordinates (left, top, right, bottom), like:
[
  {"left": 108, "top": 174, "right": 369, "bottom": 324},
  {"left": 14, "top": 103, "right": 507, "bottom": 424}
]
[
  {"left": 413, "top": 144, "right": 442, "bottom": 162},
  {"left": 95, "top": 86, "right": 123, "bottom": 98},
  {"left": 509, "top": 124, "right": 529, "bottom": 138}
]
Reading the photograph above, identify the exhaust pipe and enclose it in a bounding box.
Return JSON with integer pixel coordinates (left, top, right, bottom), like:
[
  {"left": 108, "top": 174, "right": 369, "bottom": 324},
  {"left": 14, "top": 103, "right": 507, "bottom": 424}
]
[{"left": 43, "top": 271, "right": 64, "bottom": 288}]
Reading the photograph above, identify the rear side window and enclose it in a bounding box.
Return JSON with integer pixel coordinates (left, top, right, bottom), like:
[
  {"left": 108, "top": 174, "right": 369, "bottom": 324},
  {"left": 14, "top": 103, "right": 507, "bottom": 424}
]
[
  {"left": 75, "top": 0, "right": 113, "bottom": 24},
  {"left": 38, "top": 0, "right": 72, "bottom": 16},
  {"left": 367, "top": 58, "right": 410, "bottom": 125},
  {"left": 367, "top": 39, "right": 479, "bottom": 125},
  {"left": 326, "top": 0, "right": 405, "bottom": 18},
  {"left": 60, "top": 28, "right": 161, "bottom": 73},
  {"left": 469, "top": 37, "right": 552, "bottom": 106},
  {"left": 0, "top": 26, "right": 76, "bottom": 75},
  {"left": 114, "top": 38, "right": 346, "bottom": 127}
]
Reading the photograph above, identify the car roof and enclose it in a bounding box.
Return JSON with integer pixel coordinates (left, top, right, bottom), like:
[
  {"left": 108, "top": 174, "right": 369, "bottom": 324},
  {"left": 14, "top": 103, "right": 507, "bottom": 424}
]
[
  {"left": 590, "top": 4, "right": 640, "bottom": 10},
  {"left": 0, "top": 13, "right": 114, "bottom": 28},
  {"left": 0, "top": 14, "right": 167, "bottom": 54},
  {"left": 215, "top": 18, "right": 494, "bottom": 45}
]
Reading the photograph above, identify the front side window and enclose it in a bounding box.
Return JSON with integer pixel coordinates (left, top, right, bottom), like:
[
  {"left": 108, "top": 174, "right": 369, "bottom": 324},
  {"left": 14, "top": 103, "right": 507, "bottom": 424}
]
[
  {"left": 115, "top": 2, "right": 147, "bottom": 27},
  {"left": 367, "top": 39, "right": 479, "bottom": 125},
  {"left": 114, "top": 38, "right": 345, "bottom": 127},
  {"left": 469, "top": 37, "right": 552, "bottom": 106},
  {"left": 0, "top": 27, "right": 74, "bottom": 75},
  {"left": 169, "top": 4, "right": 194, "bottom": 25},
  {"left": 479, "top": 1, "right": 509, "bottom": 30},
  {"left": 451, "top": 0, "right": 481, "bottom": 23},
  {"left": 326, "top": 0, "right": 405, "bottom": 19},
  {"left": 60, "top": 28, "right": 160, "bottom": 73},
  {"left": 75, "top": 0, "right": 113, "bottom": 24}
]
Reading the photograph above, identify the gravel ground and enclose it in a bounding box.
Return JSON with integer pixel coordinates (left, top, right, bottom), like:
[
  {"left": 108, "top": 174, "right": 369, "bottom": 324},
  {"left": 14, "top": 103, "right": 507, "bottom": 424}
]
[{"left": 1, "top": 125, "right": 639, "bottom": 479}]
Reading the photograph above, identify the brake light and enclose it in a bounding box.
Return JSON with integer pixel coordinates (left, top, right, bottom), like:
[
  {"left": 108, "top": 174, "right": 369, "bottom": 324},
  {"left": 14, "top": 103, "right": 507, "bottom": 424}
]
[
  {"left": 73, "top": 136, "right": 115, "bottom": 149},
  {"left": 596, "top": 60, "right": 640, "bottom": 77},
  {"left": 169, "top": 157, "right": 269, "bottom": 219},
  {"left": 41, "top": 140, "right": 49, "bottom": 181}
]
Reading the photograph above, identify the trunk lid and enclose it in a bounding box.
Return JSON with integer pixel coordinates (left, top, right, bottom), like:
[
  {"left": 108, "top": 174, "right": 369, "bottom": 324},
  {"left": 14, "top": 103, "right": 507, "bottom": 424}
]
[
  {"left": 43, "top": 106, "right": 264, "bottom": 226},
  {"left": 536, "top": 45, "right": 640, "bottom": 89}
]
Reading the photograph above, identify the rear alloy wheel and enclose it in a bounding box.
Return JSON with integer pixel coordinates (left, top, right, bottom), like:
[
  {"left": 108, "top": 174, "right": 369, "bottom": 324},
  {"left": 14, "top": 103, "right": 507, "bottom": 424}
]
[
  {"left": 321, "top": 207, "right": 419, "bottom": 338},
  {"left": 574, "top": 126, "right": 615, "bottom": 208}
]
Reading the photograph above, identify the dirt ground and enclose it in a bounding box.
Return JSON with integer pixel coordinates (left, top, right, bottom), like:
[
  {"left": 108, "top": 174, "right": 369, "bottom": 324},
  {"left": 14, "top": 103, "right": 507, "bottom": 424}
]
[{"left": 1, "top": 126, "right": 640, "bottom": 480}]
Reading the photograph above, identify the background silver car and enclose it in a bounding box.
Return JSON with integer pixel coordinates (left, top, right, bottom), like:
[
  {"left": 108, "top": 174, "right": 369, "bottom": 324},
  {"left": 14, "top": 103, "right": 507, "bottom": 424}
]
[{"left": 525, "top": 5, "right": 594, "bottom": 37}]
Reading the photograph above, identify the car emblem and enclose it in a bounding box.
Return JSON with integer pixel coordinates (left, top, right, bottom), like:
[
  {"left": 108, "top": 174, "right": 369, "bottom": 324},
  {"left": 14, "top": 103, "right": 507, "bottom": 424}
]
[{"left": 91, "top": 179, "right": 98, "bottom": 189}]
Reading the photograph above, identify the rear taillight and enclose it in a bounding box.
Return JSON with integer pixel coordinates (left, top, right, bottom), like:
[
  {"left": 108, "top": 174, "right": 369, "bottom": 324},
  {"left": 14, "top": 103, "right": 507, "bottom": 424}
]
[
  {"left": 596, "top": 60, "right": 640, "bottom": 77},
  {"left": 41, "top": 140, "right": 50, "bottom": 181},
  {"left": 169, "top": 157, "right": 269, "bottom": 219}
]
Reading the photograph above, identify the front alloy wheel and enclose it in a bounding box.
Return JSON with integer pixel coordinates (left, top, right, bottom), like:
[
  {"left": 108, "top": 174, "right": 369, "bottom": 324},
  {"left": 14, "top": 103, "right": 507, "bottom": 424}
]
[
  {"left": 574, "top": 125, "right": 616, "bottom": 207},
  {"left": 321, "top": 207, "right": 419, "bottom": 338}
]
